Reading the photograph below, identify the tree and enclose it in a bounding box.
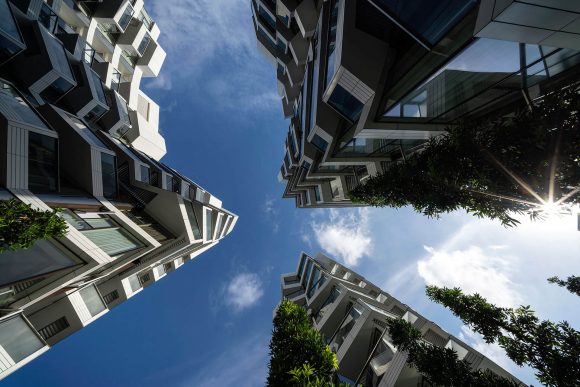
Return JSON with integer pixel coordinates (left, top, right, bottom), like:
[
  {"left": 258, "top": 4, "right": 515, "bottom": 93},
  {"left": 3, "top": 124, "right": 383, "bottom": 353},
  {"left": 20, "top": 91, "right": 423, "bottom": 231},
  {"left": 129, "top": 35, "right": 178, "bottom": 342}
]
[
  {"left": 288, "top": 364, "right": 350, "bottom": 387},
  {"left": 268, "top": 299, "right": 338, "bottom": 386},
  {"left": 0, "top": 199, "right": 68, "bottom": 253},
  {"left": 386, "top": 318, "right": 520, "bottom": 387},
  {"left": 548, "top": 275, "right": 580, "bottom": 297},
  {"left": 350, "top": 85, "right": 580, "bottom": 227},
  {"left": 426, "top": 285, "right": 580, "bottom": 386}
]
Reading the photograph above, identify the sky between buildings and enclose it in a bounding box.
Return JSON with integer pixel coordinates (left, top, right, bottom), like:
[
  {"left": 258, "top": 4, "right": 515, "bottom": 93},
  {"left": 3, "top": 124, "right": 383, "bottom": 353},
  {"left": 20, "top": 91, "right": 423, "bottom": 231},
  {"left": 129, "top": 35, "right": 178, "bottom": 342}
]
[{"left": 3, "top": 1, "right": 580, "bottom": 386}]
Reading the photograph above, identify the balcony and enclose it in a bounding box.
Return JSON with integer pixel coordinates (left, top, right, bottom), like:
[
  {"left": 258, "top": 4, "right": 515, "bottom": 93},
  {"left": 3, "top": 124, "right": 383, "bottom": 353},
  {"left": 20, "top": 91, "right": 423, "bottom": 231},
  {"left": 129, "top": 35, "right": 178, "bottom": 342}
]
[
  {"left": 136, "top": 39, "right": 166, "bottom": 77},
  {"left": 294, "top": 0, "right": 317, "bottom": 38},
  {"left": 117, "top": 19, "right": 150, "bottom": 57},
  {"left": 0, "top": 0, "right": 26, "bottom": 64},
  {"left": 124, "top": 92, "right": 166, "bottom": 160}
]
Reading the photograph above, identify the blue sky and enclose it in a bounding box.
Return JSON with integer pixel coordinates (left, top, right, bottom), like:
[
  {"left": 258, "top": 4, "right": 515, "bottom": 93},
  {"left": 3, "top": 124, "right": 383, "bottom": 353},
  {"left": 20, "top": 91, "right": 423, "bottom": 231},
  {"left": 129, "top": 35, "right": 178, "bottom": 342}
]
[{"left": 4, "top": 1, "right": 580, "bottom": 386}]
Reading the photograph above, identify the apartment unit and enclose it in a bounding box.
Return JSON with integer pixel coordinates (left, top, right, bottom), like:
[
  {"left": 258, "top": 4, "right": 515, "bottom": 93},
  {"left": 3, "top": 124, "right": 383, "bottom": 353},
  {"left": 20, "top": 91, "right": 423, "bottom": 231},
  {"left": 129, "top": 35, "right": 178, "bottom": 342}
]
[
  {"left": 0, "top": 0, "right": 238, "bottom": 380},
  {"left": 280, "top": 252, "right": 524, "bottom": 386},
  {"left": 252, "top": 0, "right": 580, "bottom": 207}
]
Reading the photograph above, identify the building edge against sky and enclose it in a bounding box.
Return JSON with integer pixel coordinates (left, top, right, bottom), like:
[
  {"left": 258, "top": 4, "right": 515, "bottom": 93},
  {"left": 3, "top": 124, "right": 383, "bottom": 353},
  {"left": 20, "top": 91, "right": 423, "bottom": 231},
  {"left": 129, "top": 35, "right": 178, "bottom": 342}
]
[
  {"left": 281, "top": 252, "right": 525, "bottom": 386},
  {"left": 251, "top": 0, "right": 580, "bottom": 208},
  {"left": 0, "top": 0, "right": 237, "bottom": 380}
]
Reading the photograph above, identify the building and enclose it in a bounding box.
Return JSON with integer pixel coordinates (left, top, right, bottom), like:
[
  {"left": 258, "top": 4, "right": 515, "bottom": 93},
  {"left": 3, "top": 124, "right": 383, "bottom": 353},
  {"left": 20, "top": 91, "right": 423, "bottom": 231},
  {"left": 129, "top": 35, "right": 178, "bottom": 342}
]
[
  {"left": 0, "top": 0, "right": 238, "bottom": 380},
  {"left": 280, "top": 252, "right": 524, "bottom": 386},
  {"left": 251, "top": 0, "right": 580, "bottom": 207}
]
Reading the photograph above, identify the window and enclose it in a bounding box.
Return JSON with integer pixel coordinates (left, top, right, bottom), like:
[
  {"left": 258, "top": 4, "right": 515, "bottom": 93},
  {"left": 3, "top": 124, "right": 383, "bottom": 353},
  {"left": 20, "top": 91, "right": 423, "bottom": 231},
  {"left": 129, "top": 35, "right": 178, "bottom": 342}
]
[
  {"left": 0, "top": 0, "right": 25, "bottom": 62},
  {"left": 101, "top": 153, "right": 117, "bottom": 199},
  {"left": 163, "top": 263, "right": 172, "bottom": 272},
  {"left": 257, "top": 6, "right": 276, "bottom": 35},
  {"left": 79, "top": 286, "right": 106, "bottom": 317},
  {"left": 0, "top": 82, "right": 48, "bottom": 129},
  {"left": 204, "top": 208, "right": 213, "bottom": 241},
  {"left": 309, "top": 26, "right": 321, "bottom": 132},
  {"left": 117, "top": 3, "right": 134, "bottom": 31},
  {"left": 297, "top": 255, "right": 306, "bottom": 278},
  {"left": 315, "top": 286, "right": 341, "bottom": 323},
  {"left": 302, "top": 259, "right": 313, "bottom": 286},
  {"left": 307, "top": 268, "right": 323, "bottom": 298},
  {"left": 102, "top": 290, "right": 119, "bottom": 305},
  {"left": 311, "top": 134, "right": 328, "bottom": 152},
  {"left": 325, "top": 0, "right": 340, "bottom": 89},
  {"left": 139, "top": 164, "right": 150, "bottom": 184},
  {"left": 61, "top": 210, "right": 144, "bottom": 256},
  {"left": 38, "top": 316, "right": 69, "bottom": 340},
  {"left": 327, "top": 84, "right": 364, "bottom": 122},
  {"left": 165, "top": 174, "right": 173, "bottom": 190},
  {"left": 0, "top": 315, "right": 45, "bottom": 363},
  {"left": 331, "top": 305, "right": 362, "bottom": 350},
  {"left": 128, "top": 274, "right": 141, "bottom": 293},
  {"left": 28, "top": 132, "right": 58, "bottom": 193},
  {"left": 137, "top": 32, "right": 151, "bottom": 55},
  {"left": 370, "top": 0, "right": 478, "bottom": 46},
  {"left": 184, "top": 203, "right": 202, "bottom": 240},
  {"left": 314, "top": 186, "right": 322, "bottom": 202}
]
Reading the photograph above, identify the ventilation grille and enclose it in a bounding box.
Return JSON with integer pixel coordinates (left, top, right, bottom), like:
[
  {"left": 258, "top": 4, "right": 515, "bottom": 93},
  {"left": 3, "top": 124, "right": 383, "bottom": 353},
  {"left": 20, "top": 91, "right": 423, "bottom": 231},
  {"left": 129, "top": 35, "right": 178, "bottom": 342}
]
[{"left": 38, "top": 317, "right": 69, "bottom": 340}]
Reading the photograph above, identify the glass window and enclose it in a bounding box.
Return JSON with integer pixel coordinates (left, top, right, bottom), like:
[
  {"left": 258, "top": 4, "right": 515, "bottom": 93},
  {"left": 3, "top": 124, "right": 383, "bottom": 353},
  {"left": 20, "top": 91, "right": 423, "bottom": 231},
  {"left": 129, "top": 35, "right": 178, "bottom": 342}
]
[
  {"left": 83, "top": 227, "right": 142, "bottom": 256},
  {"left": 0, "top": 82, "right": 48, "bottom": 129},
  {"left": 258, "top": 6, "right": 276, "bottom": 35},
  {"left": 137, "top": 32, "right": 151, "bottom": 55},
  {"left": 297, "top": 255, "right": 306, "bottom": 278},
  {"left": 38, "top": 77, "right": 75, "bottom": 105},
  {"left": 28, "top": 132, "right": 58, "bottom": 193},
  {"left": 370, "top": 0, "right": 478, "bottom": 46},
  {"left": 302, "top": 259, "right": 313, "bottom": 286},
  {"left": 139, "top": 165, "right": 150, "bottom": 184},
  {"left": 128, "top": 274, "right": 140, "bottom": 293},
  {"left": 214, "top": 215, "right": 224, "bottom": 238},
  {"left": 331, "top": 305, "right": 362, "bottom": 350},
  {"left": 204, "top": 208, "right": 213, "bottom": 240},
  {"left": 65, "top": 113, "right": 108, "bottom": 148},
  {"left": 309, "top": 28, "right": 321, "bottom": 133},
  {"left": 0, "top": 0, "right": 22, "bottom": 42},
  {"left": 311, "top": 134, "right": 328, "bottom": 152},
  {"left": 0, "top": 240, "right": 77, "bottom": 288},
  {"left": 325, "top": 0, "right": 340, "bottom": 89},
  {"left": 383, "top": 39, "right": 580, "bottom": 122},
  {"left": 39, "top": 25, "right": 74, "bottom": 80},
  {"left": 101, "top": 153, "right": 117, "bottom": 199},
  {"left": 89, "top": 69, "right": 107, "bottom": 106},
  {"left": 117, "top": 3, "right": 134, "bottom": 31},
  {"left": 315, "top": 286, "right": 341, "bottom": 323},
  {"left": 300, "top": 67, "right": 309, "bottom": 135},
  {"left": 184, "top": 203, "right": 202, "bottom": 239},
  {"left": 327, "top": 84, "right": 364, "bottom": 122},
  {"left": 314, "top": 186, "right": 321, "bottom": 202},
  {"left": 79, "top": 286, "right": 106, "bottom": 317},
  {"left": 165, "top": 174, "right": 173, "bottom": 190},
  {"left": 0, "top": 315, "right": 44, "bottom": 363},
  {"left": 307, "top": 268, "right": 322, "bottom": 298}
]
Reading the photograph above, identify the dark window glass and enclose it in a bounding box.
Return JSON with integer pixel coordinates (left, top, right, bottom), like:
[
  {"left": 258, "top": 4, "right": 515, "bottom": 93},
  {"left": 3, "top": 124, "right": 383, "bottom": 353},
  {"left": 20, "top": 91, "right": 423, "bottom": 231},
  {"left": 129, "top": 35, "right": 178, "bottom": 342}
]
[
  {"left": 0, "top": 0, "right": 21, "bottom": 41},
  {"left": 185, "top": 203, "right": 202, "bottom": 240},
  {"left": 371, "top": 0, "right": 478, "bottom": 46},
  {"left": 297, "top": 255, "right": 306, "bottom": 278},
  {"left": 40, "top": 26, "right": 74, "bottom": 79},
  {"left": 325, "top": 0, "right": 340, "bottom": 89},
  {"left": 302, "top": 259, "right": 313, "bottom": 286},
  {"left": 38, "top": 77, "right": 74, "bottom": 104},
  {"left": 137, "top": 32, "right": 151, "bottom": 55},
  {"left": 89, "top": 69, "right": 107, "bottom": 105},
  {"left": 101, "top": 153, "right": 117, "bottom": 199},
  {"left": 314, "top": 186, "right": 321, "bottom": 202},
  {"left": 309, "top": 30, "right": 320, "bottom": 133},
  {"left": 311, "top": 134, "right": 328, "bottom": 152},
  {"left": 327, "top": 84, "right": 364, "bottom": 122},
  {"left": 28, "top": 132, "right": 58, "bottom": 193},
  {"left": 258, "top": 6, "right": 276, "bottom": 35},
  {"left": 117, "top": 4, "right": 134, "bottom": 31},
  {"left": 165, "top": 175, "right": 173, "bottom": 191},
  {"left": 0, "top": 82, "right": 48, "bottom": 129},
  {"left": 140, "top": 165, "right": 150, "bottom": 184}
]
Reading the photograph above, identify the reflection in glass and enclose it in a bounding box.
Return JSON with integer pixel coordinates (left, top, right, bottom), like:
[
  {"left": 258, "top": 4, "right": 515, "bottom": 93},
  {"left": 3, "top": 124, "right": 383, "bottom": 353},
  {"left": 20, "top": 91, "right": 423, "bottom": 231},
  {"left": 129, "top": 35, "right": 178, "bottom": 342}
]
[
  {"left": 325, "top": 0, "right": 340, "bottom": 90},
  {"left": 79, "top": 286, "right": 106, "bottom": 317},
  {"left": 327, "top": 84, "right": 363, "bottom": 122},
  {"left": 101, "top": 153, "right": 117, "bottom": 199},
  {"left": 315, "top": 286, "right": 342, "bottom": 323},
  {"left": 28, "top": 132, "right": 58, "bottom": 193},
  {"left": 0, "top": 316, "right": 45, "bottom": 363},
  {"left": 204, "top": 208, "right": 213, "bottom": 240},
  {"left": 331, "top": 305, "right": 362, "bottom": 350}
]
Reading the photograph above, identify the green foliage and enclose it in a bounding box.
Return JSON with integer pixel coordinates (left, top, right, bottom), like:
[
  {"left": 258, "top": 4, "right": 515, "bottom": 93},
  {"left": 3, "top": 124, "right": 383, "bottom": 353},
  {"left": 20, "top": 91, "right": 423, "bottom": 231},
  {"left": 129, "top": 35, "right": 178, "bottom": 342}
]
[
  {"left": 0, "top": 199, "right": 67, "bottom": 253},
  {"left": 350, "top": 85, "right": 580, "bottom": 226},
  {"left": 288, "top": 364, "right": 350, "bottom": 387},
  {"left": 427, "top": 286, "right": 580, "bottom": 386},
  {"left": 386, "top": 319, "right": 519, "bottom": 386},
  {"left": 268, "top": 299, "right": 338, "bottom": 386},
  {"left": 548, "top": 275, "right": 580, "bottom": 297}
]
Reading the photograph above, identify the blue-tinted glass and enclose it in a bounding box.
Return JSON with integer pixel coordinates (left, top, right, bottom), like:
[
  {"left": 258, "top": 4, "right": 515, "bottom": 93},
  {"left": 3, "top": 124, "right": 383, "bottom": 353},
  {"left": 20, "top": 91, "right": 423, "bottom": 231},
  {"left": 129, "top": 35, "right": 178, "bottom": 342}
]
[
  {"left": 90, "top": 69, "right": 107, "bottom": 105},
  {"left": 40, "top": 26, "right": 74, "bottom": 80},
  {"left": 371, "top": 0, "right": 477, "bottom": 46},
  {"left": 0, "top": 0, "right": 22, "bottom": 43},
  {"left": 185, "top": 203, "right": 202, "bottom": 240},
  {"left": 327, "top": 84, "right": 363, "bottom": 122},
  {"left": 118, "top": 4, "right": 134, "bottom": 31},
  {"left": 302, "top": 259, "right": 313, "bottom": 286},
  {"left": 0, "top": 82, "right": 48, "bottom": 129},
  {"left": 140, "top": 165, "right": 150, "bottom": 184},
  {"left": 311, "top": 134, "right": 328, "bottom": 152},
  {"left": 137, "top": 32, "right": 151, "bottom": 55},
  {"left": 101, "top": 153, "right": 117, "bottom": 199},
  {"left": 297, "top": 255, "right": 306, "bottom": 278},
  {"left": 39, "top": 77, "right": 74, "bottom": 104},
  {"left": 324, "top": 0, "right": 340, "bottom": 89},
  {"left": 258, "top": 6, "right": 276, "bottom": 35},
  {"left": 307, "top": 268, "right": 321, "bottom": 298}
]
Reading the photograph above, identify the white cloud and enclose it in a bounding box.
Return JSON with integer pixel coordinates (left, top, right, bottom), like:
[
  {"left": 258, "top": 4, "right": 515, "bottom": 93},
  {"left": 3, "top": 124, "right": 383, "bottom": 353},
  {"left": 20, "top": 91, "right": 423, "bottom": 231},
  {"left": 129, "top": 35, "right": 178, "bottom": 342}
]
[
  {"left": 417, "top": 245, "right": 522, "bottom": 307},
  {"left": 263, "top": 196, "right": 279, "bottom": 233},
  {"left": 310, "top": 208, "right": 373, "bottom": 266},
  {"left": 146, "top": 0, "right": 278, "bottom": 111},
  {"left": 225, "top": 273, "right": 264, "bottom": 312}
]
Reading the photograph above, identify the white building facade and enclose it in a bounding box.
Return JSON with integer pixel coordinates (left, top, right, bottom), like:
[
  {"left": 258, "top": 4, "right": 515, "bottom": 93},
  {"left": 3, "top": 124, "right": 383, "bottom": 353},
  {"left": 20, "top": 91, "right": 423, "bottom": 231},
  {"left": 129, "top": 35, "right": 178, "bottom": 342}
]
[
  {"left": 0, "top": 0, "right": 238, "bottom": 380},
  {"left": 281, "top": 252, "right": 524, "bottom": 386}
]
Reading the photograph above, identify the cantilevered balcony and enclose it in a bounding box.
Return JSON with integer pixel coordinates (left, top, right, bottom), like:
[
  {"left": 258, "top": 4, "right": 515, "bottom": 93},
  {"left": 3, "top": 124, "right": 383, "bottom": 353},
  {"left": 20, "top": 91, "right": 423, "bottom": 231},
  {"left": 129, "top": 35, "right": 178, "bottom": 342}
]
[
  {"left": 0, "top": 0, "right": 26, "bottom": 64},
  {"left": 136, "top": 39, "right": 166, "bottom": 77}
]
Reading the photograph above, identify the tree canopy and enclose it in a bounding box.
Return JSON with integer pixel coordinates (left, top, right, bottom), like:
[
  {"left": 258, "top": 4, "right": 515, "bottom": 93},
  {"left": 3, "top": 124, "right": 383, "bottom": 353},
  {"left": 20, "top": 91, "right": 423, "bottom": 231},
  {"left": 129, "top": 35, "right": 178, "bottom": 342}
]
[
  {"left": 548, "top": 275, "right": 580, "bottom": 297},
  {"left": 0, "top": 199, "right": 68, "bottom": 253},
  {"left": 350, "top": 85, "right": 580, "bottom": 226},
  {"left": 426, "top": 285, "right": 580, "bottom": 386},
  {"left": 267, "top": 299, "right": 338, "bottom": 386},
  {"left": 386, "top": 318, "right": 520, "bottom": 387}
]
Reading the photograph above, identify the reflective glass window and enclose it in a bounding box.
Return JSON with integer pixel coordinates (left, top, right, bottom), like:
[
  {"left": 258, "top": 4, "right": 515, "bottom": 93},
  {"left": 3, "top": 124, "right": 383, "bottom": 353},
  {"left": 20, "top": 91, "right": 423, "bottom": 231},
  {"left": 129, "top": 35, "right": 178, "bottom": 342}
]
[
  {"left": 117, "top": 3, "right": 134, "bottom": 31},
  {"left": 370, "top": 0, "right": 477, "bottom": 46},
  {"left": 325, "top": 0, "right": 340, "bottom": 89},
  {"left": 311, "top": 134, "right": 328, "bottom": 152},
  {"left": 140, "top": 165, "right": 150, "bottom": 184},
  {"left": 137, "top": 32, "right": 151, "bottom": 55},
  {"left": 101, "top": 153, "right": 117, "bottom": 199},
  {"left": 79, "top": 286, "right": 106, "bottom": 317},
  {"left": 331, "top": 305, "right": 362, "bottom": 349},
  {"left": 204, "top": 208, "right": 213, "bottom": 240},
  {"left": 28, "top": 132, "right": 58, "bottom": 193},
  {"left": 0, "top": 0, "right": 21, "bottom": 41},
  {"left": 0, "top": 82, "right": 48, "bottom": 129},
  {"left": 327, "top": 84, "right": 363, "bottom": 122},
  {"left": 0, "top": 316, "right": 44, "bottom": 363},
  {"left": 309, "top": 28, "right": 321, "bottom": 133}
]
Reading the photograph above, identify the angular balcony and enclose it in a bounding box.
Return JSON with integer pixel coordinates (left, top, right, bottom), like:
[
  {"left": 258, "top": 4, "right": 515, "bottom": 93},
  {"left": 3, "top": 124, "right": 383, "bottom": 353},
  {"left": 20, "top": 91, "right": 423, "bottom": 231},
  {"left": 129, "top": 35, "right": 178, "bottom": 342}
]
[
  {"left": 98, "top": 89, "right": 132, "bottom": 138},
  {"left": 116, "top": 19, "right": 151, "bottom": 57},
  {"left": 92, "top": 0, "right": 136, "bottom": 34},
  {"left": 61, "top": 62, "right": 110, "bottom": 123},
  {"left": 0, "top": 311, "right": 48, "bottom": 380},
  {"left": 124, "top": 92, "right": 166, "bottom": 161},
  {"left": 289, "top": 33, "right": 309, "bottom": 65},
  {"left": 10, "top": 23, "right": 76, "bottom": 105},
  {"left": 38, "top": 105, "right": 118, "bottom": 199},
  {"left": 136, "top": 39, "right": 166, "bottom": 77},
  {"left": 294, "top": 0, "right": 317, "bottom": 38}
]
